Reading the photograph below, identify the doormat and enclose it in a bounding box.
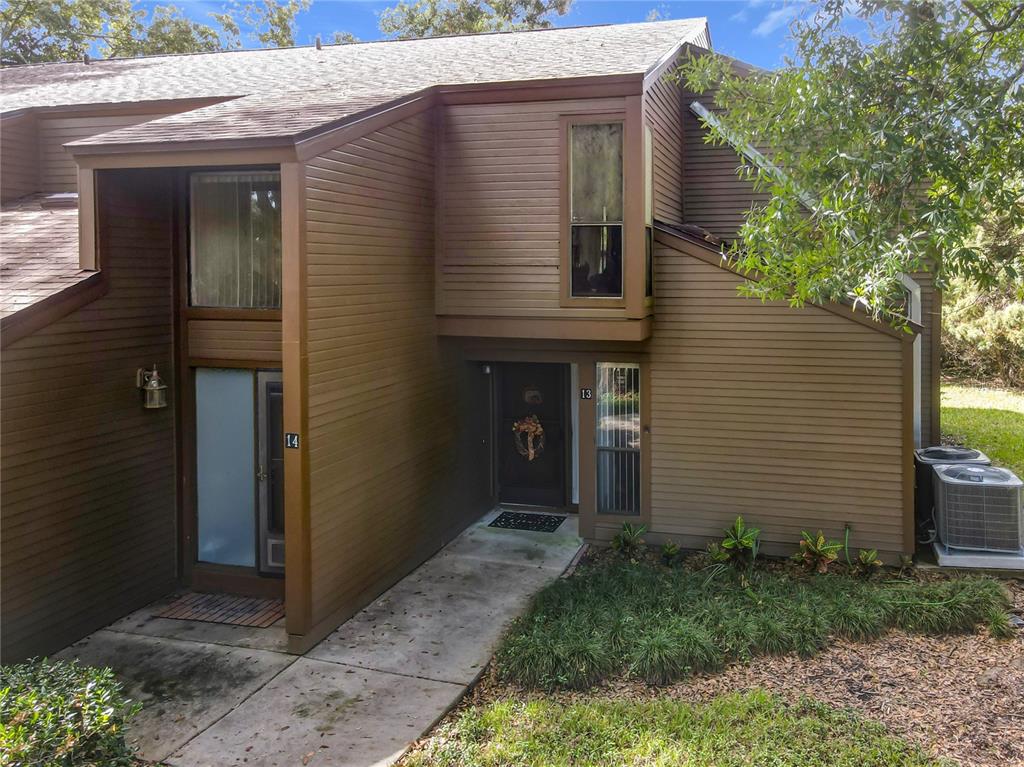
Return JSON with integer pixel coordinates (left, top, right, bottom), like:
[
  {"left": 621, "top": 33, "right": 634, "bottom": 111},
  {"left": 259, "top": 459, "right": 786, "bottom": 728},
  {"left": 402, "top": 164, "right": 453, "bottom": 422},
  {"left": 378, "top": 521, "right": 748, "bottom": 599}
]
[
  {"left": 154, "top": 593, "right": 284, "bottom": 628},
  {"left": 489, "top": 511, "right": 566, "bottom": 533}
]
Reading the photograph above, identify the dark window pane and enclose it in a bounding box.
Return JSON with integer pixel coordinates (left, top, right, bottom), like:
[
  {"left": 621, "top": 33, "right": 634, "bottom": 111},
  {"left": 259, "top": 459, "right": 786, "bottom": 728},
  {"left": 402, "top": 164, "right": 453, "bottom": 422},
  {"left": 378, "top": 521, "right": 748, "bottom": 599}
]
[
  {"left": 645, "top": 226, "right": 654, "bottom": 298},
  {"left": 571, "top": 123, "right": 623, "bottom": 223},
  {"left": 571, "top": 224, "right": 622, "bottom": 297},
  {"left": 191, "top": 172, "right": 282, "bottom": 309}
]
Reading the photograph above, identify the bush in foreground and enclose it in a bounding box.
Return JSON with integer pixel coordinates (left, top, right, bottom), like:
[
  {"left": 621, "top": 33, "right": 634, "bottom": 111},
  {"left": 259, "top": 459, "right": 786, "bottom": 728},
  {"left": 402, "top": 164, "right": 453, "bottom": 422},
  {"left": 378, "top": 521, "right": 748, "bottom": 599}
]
[
  {"left": 496, "top": 560, "right": 1011, "bottom": 690},
  {"left": 0, "top": 658, "right": 139, "bottom": 766},
  {"left": 405, "top": 690, "right": 947, "bottom": 767}
]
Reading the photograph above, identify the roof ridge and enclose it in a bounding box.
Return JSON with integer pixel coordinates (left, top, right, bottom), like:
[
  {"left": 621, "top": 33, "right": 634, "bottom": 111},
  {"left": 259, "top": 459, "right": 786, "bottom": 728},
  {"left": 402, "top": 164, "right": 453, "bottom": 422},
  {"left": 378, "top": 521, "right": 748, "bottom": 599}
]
[{"left": 2, "top": 17, "right": 705, "bottom": 70}]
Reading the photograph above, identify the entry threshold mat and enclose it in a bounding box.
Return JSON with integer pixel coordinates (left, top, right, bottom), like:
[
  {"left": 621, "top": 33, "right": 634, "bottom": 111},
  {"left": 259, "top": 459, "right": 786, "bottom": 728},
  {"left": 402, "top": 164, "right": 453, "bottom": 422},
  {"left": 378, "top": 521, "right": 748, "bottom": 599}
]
[
  {"left": 154, "top": 592, "right": 284, "bottom": 628},
  {"left": 489, "top": 511, "right": 566, "bottom": 533}
]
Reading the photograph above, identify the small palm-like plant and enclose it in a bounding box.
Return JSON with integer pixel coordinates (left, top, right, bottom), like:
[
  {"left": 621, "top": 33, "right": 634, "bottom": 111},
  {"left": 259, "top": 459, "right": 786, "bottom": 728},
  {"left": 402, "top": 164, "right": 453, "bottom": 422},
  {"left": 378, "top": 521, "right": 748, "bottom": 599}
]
[
  {"left": 720, "top": 516, "right": 760, "bottom": 566},
  {"left": 610, "top": 523, "right": 646, "bottom": 558},
  {"left": 794, "top": 530, "right": 842, "bottom": 573},
  {"left": 854, "top": 548, "right": 883, "bottom": 578}
]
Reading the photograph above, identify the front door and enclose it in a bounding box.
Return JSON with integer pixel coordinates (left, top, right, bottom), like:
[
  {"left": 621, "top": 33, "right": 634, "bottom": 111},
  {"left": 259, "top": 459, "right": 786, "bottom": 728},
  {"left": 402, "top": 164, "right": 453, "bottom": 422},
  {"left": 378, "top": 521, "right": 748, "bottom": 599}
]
[{"left": 498, "top": 363, "right": 567, "bottom": 507}]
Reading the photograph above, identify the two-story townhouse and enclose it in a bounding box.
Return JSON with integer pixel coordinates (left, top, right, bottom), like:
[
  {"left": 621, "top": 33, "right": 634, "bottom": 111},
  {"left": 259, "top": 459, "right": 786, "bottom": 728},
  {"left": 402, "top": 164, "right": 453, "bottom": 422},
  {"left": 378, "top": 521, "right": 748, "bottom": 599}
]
[{"left": 0, "top": 18, "right": 939, "bottom": 661}]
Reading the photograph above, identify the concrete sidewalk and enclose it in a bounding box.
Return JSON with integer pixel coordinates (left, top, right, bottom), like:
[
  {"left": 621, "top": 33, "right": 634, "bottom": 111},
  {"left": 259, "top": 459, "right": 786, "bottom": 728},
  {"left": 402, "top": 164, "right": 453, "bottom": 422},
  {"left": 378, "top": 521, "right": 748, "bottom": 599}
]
[{"left": 57, "top": 510, "right": 581, "bottom": 767}]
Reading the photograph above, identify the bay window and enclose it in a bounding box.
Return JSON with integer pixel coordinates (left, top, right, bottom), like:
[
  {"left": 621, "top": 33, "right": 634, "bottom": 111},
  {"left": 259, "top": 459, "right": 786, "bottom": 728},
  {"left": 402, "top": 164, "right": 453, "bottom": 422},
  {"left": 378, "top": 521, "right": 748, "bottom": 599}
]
[{"left": 190, "top": 171, "right": 282, "bottom": 309}]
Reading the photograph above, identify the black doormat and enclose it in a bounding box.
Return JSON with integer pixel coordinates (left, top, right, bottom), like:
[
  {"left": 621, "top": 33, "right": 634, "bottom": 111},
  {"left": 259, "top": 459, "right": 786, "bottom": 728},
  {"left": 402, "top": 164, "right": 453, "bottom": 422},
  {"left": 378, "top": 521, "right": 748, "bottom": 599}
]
[{"left": 490, "top": 511, "right": 566, "bottom": 533}]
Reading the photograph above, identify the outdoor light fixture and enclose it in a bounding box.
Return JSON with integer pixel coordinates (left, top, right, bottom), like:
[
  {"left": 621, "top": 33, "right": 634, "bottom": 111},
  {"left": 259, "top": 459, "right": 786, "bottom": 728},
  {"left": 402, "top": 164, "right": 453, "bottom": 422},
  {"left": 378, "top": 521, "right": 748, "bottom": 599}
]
[{"left": 136, "top": 364, "right": 168, "bottom": 409}]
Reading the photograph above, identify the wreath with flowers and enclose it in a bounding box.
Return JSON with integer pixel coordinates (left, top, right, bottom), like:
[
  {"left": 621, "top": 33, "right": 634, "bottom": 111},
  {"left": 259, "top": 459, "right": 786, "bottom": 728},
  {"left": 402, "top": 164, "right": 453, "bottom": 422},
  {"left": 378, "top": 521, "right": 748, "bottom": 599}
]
[{"left": 512, "top": 415, "right": 545, "bottom": 461}]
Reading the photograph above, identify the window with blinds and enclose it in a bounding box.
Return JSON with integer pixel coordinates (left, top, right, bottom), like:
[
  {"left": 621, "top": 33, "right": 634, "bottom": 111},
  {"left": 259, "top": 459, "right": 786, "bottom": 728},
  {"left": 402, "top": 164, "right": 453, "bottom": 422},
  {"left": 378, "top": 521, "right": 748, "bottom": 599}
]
[
  {"left": 596, "top": 362, "right": 641, "bottom": 515},
  {"left": 190, "top": 171, "right": 282, "bottom": 309}
]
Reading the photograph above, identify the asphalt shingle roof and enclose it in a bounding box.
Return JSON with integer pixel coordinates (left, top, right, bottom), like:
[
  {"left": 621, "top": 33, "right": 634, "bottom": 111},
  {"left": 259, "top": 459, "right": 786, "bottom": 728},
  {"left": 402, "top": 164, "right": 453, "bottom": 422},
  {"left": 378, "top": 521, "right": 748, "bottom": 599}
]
[
  {"left": 0, "top": 196, "right": 86, "bottom": 319},
  {"left": 1, "top": 19, "right": 709, "bottom": 148}
]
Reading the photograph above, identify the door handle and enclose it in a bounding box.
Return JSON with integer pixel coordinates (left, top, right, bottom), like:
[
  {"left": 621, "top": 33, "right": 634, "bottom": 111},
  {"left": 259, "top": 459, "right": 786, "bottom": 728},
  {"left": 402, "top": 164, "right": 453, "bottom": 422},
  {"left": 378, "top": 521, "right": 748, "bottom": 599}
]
[{"left": 257, "top": 466, "right": 267, "bottom": 482}]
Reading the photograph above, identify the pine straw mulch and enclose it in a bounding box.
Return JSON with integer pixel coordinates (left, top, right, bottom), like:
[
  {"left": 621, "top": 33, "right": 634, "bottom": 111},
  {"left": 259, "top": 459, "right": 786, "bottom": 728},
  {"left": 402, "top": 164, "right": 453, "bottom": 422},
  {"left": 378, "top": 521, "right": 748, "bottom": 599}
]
[{"left": 411, "top": 578, "right": 1024, "bottom": 767}]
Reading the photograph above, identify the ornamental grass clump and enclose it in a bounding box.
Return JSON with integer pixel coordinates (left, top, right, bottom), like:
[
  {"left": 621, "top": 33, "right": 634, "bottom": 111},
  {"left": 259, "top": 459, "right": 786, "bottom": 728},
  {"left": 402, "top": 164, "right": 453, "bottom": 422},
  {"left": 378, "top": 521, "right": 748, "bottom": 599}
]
[
  {"left": 496, "top": 560, "right": 1012, "bottom": 690},
  {"left": 0, "top": 658, "right": 140, "bottom": 766}
]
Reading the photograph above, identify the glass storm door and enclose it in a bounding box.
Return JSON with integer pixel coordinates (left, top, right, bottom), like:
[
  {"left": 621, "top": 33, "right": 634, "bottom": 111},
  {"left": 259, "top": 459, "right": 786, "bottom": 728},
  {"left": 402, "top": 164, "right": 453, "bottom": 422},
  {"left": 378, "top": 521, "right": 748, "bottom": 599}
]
[{"left": 195, "top": 368, "right": 284, "bottom": 574}]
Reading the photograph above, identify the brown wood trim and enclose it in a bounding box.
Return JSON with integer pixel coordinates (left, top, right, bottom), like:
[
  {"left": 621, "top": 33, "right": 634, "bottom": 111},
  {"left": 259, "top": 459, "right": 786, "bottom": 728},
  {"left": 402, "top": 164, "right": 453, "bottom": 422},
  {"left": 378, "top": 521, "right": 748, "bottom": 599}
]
[
  {"left": 901, "top": 334, "right": 916, "bottom": 554},
  {"left": 74, "top": 147, "right": 298, "bottom": 168},
  {"left": 0, "top": 271, "right": 108, "bottom": 349},
  {"left": 624, "top": 95, "right": 646, "bottom": 319},
  {"left": 438, "top": 316, "right": 652, "bottom": 342},
  {"left": 643, "top": 45, "right": 685, "bottom": 90},
  {"left": 173, "top": 170, "right": 195, "bottom": 586},
  {"left": 189, "top": 357, "right": 282, "bottom": 369},
  {"left": 558, "top": 112, "right": 629, "bottom": 310},
  {"left": 281, "top": 160, "right": 311, "bottom": 638},
  {"left": 930, "top": 286, "right": 942, "bottom": 443},
  {"left": 653, "top": 226, "right": 918, "bottom": 340},
  {"left": 439, "top": 76, "right": 641, "bottom": 105},
  {"left": 14, "top": 97, "right": 234, "bottom": 119},
  {"left": 183, "top": 307, "right": 283, "bottom": 321},
  {"left": 433, "top": 105, "right": 447, "bottom": 316},
  {"left": 190, "top": 564, "right": 284, "bottom": 599},
  {"left": 78, "top": 168, "right": 97, "bottom": 270},
  {"left": 577, "top": 360, "right": 597, "bottom": 541}
]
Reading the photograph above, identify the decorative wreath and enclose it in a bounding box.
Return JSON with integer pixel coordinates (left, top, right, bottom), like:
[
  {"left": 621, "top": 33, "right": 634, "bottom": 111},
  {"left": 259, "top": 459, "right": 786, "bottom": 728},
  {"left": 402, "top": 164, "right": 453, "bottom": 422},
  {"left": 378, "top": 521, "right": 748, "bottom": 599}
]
[{"left": 512, "top": 415, "right": 545, "bottom": 462}]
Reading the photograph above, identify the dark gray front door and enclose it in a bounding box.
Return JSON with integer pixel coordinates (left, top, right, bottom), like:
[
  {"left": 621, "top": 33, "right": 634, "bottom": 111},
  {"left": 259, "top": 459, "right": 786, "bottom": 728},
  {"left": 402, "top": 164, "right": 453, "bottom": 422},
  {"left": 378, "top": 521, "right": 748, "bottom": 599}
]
[{"left": 498, "top": 363, "right": 567, "bottom": 507}]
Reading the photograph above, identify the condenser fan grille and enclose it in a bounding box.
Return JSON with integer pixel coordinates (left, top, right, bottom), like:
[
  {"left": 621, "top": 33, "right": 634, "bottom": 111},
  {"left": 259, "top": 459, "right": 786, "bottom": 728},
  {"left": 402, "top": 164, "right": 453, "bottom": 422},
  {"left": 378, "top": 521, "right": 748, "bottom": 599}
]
[{"left": 934, "top": 465, "right": 1023, "bottom": 553}]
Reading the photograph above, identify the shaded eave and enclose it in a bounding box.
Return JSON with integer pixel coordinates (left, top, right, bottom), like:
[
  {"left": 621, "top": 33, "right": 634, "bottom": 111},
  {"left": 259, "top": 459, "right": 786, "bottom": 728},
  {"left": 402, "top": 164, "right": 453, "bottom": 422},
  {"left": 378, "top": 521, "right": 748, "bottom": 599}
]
[
  {"left": 653, "top": 222, "right": 922, "bottom": 339},
  {"left": 66, "top": 72, "right": 647, "bottom": 168}
]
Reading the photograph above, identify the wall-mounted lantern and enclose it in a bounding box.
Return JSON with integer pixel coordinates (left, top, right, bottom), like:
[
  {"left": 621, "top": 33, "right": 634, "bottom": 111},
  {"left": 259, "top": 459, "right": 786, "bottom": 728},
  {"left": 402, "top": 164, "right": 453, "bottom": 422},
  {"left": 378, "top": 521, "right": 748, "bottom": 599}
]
[{"left": 136, "top": 365, "right": 168, "bottom": 409}]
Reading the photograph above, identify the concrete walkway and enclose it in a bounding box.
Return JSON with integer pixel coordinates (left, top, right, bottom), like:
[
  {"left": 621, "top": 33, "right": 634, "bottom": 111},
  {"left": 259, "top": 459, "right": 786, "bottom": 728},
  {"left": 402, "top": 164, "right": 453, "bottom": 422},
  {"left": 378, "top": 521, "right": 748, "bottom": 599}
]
[{"left": 57, "top": 510, "right": 581, "bottom": 767}]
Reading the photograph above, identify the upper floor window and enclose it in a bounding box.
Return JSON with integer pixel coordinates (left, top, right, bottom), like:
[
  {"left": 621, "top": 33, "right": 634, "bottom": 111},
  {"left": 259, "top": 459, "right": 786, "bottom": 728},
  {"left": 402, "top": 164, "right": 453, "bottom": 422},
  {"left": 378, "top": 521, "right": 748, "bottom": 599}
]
[
  {"left": 190, "top": 171, "right": 282, "bottom": 309},
  {"left": 569, "top": 122, "right": 623, "bottom": 298}
]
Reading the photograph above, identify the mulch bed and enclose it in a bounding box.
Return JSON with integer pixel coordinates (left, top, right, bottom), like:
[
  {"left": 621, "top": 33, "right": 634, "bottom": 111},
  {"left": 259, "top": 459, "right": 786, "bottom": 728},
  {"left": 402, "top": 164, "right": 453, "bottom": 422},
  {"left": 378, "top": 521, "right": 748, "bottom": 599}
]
[{"left": 420, "top": 578, "right": 1024, "bottom": 767}]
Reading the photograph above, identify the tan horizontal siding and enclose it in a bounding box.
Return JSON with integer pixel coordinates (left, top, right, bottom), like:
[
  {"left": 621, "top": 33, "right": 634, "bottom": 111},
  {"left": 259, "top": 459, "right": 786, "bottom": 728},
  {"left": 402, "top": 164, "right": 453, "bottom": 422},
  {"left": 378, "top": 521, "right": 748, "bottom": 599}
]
[
  {"left": 646, "top": 236, "right": 907, "bottom": 556},
  {"left": 38, "top": 113, "right": 164, "bottom": 192},
  {"left": 438, "top": 98, "right": 625, "bottom": 316},
  {"left": 304, "top": 111, "right": 489, "bottom": 632},
  {"left": 680, "top": 84, "right": 769, "bottom": 241},
  {"left": 188, "top": 319, "right": 282, "bottom": 363},
  {"left": 0, "top": 169, "right": 177, "bottom": 661},
  {"left": 644, "top": 72, "right": 684, "bottom": 224},
  {"left": 1, "top": 113, "right": 39, "bottom": 201}
]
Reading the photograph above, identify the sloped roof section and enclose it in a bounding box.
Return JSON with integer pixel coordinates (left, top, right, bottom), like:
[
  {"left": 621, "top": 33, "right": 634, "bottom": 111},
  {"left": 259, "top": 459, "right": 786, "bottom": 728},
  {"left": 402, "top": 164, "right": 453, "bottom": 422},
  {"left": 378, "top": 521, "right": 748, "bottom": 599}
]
[
  {"left": 2, "top": 19, "right": 709, "bottom": 148},
  {"left": 0, "top": 195, "right": 87, "bottom": 319}
]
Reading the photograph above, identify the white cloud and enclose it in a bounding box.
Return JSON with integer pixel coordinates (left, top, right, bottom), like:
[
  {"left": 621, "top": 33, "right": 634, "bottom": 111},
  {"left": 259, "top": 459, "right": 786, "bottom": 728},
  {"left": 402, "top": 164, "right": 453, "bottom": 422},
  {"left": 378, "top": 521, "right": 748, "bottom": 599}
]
[{"left": 752, "top": 4, "right": 799, "bottom": 37}]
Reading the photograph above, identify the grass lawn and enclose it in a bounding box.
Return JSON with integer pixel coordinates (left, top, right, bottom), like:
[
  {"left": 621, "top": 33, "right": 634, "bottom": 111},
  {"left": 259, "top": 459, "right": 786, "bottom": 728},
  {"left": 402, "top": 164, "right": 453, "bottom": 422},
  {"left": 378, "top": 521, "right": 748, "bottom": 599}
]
[
  {"left": 941, "top": 383, "right": 1024, "bottom": 476},
  {"left": 496, "top": 559, "right": 1011, "bottom": 690},
  {"left": 404, "top": 690, "right": 948, "bottom": 767}
]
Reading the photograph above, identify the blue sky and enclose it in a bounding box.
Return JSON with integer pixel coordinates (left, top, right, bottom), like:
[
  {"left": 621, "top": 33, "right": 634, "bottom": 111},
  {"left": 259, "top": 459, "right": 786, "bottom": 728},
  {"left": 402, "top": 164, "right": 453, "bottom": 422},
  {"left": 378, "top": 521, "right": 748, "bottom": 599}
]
[{"left": 153, "top": 1, "right": 799, "bottom": 69}]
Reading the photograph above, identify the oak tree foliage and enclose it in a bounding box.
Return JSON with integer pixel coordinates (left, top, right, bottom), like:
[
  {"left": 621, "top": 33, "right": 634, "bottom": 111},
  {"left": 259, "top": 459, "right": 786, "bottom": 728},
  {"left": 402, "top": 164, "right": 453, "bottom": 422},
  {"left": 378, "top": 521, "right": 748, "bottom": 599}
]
[
  {"left": 678, "top": 0, "right": 1024, "bottom": 321},
  {"left": 1, "top": 0, "right": 311, "bottom": 63},
  {"left": 379, "top": 0, "right": 571, "bottom": 39}
]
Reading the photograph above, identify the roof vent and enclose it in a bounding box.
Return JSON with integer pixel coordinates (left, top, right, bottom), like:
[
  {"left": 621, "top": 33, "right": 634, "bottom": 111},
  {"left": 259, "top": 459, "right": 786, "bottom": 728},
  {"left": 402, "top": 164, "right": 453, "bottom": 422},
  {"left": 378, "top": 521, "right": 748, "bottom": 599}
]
[{"left": 40, "top": 193, "right": 79, "bottom": 209}]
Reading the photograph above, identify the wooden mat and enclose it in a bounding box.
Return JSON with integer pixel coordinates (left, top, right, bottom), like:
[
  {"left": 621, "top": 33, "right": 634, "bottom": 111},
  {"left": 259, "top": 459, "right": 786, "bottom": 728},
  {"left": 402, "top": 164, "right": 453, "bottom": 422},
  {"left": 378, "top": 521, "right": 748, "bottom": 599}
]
[{"left": 154, "top": 592, "right": 284, "bottom": 628}]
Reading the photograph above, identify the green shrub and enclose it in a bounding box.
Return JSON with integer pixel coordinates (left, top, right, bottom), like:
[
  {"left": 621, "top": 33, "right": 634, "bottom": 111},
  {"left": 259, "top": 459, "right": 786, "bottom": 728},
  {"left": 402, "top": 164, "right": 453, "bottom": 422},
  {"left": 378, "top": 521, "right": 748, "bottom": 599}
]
[
  {"left": 793, "top": 531, "right": 842, "bottom": 573},
  {"left": 0, "top": 658, "right": 140, "bottom": 766},
  {"left": 719, "top": 516, "right": 760, "bottom": 567},
  {"left": 497, "top": 560, "right": 1012, "bottom": 690},
  {"left": 942, "top": 275, "right": 1024, "bottom": 387},
  {"left": 609, "top": 523, "right": 646, "bottom": 559}
]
